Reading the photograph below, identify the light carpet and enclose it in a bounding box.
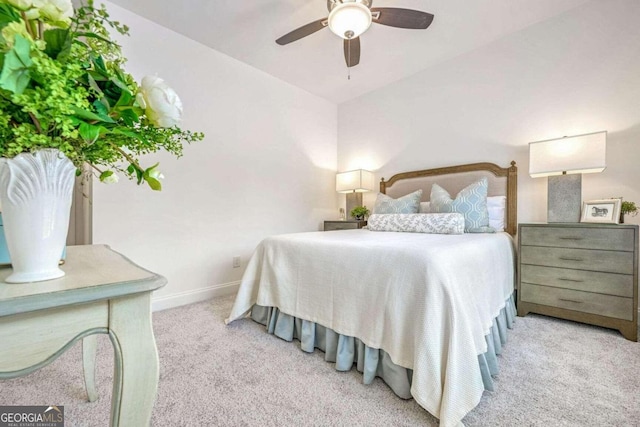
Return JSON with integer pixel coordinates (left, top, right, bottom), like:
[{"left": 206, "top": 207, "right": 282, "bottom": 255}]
[{"left": 1, "top": 295, "right": 639, "bottom": 426}]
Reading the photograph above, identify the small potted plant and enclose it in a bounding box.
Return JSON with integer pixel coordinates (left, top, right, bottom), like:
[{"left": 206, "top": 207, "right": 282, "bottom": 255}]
[
  {"left": 620, "top": 200, "right": 638, "bottom": 223},
  {"left": 350, "top": 206, "right": 370, "bottom": 221}
]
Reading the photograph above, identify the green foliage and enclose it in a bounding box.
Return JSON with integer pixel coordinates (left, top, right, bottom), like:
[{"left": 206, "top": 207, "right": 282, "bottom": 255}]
[
  {"left": 0, "top": 4, "right": 20, "bottom": 28},
  {"left": 0, "top": 34, "right": 32, "bottom": 94},
  {"left": 43, "top": 28, "right": 70, "bottom": 59},
  {"left": 621, "top": 201, "right": 638, "bottom": 216},
  {"left": 0, "top": 0, "right": 204, "bottom": 191},
  {"left": 350, "top": 206, "right": 370, "bottom": 220}
]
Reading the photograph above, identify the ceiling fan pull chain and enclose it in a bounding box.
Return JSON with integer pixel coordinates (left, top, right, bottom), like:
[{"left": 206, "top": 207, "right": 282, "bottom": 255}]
[{"left": 348, "top": 38, "right": 351, "bottom": 80}]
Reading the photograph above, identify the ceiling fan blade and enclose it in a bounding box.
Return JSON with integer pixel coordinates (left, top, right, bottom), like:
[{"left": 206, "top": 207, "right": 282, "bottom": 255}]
[
  {"left": 276, "top": 18, "right": 328, "bottom": 45},
  {"left": 371, "top": 8, "right": 434, "bottom": 29},
  {"left": 344, "top": 37, "right": 361, "bottom": 68}
]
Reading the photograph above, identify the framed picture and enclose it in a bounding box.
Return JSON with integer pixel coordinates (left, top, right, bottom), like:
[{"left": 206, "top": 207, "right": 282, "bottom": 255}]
[{"left": 580, "top": 199, "right": 621, "bottom": 224}]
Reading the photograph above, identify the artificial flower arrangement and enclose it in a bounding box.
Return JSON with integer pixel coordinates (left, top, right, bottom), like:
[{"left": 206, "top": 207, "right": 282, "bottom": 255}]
[{"left": 0, "top": 0, "right": 204, "bottom": 190}]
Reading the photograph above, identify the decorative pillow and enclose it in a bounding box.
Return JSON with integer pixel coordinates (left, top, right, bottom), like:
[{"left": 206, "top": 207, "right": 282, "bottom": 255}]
[
  {"left": 487, "top": 196, "right": 506, "bottom": 232},
  {"left": 373, "top": 190, "right": 422, "bottom": 214},
  {"left": 367, "top": 213, "right": 465, "bottom": 234},
  {"left": 430, "top": 178, "right": 495, "bottom": 233},
  {"left": 421, "top": 195, "right": 505, "bottom": 231}
]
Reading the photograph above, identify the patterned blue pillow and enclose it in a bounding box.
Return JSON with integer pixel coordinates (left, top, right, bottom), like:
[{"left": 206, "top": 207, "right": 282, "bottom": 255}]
[
  {"left": 373, "top": 190, "right": 422, "bottom": 214},
  {"left": 430, "top": 178, "right": 495, "bottom": 233}
]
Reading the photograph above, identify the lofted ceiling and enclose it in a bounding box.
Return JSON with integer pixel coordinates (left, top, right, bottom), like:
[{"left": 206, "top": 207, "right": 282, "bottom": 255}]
[{"left": 109, "top": 0, "right": 591, "bottom": 104}]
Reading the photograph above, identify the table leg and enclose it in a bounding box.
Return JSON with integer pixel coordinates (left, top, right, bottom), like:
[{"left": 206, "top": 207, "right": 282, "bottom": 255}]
[
  {"left": 108, "top": 292, "right": 159, "bottom": 427},
  {"left": 82, "top": 335, "right": 99, "bottom": 402}
]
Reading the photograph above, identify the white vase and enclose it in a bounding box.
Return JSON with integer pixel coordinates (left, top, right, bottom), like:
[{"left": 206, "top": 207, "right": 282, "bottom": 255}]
[{"left": 0, "top": 149, "right": 76, "bottom": 283}]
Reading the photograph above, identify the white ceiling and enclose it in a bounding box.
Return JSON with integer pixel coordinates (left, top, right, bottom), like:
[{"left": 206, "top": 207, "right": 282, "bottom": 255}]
[{"left": 109, "top": 0, "right": 591, "bottom": 104}]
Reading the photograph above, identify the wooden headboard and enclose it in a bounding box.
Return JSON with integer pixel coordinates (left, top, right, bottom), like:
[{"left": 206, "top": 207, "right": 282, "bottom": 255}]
[{"left": 380, "top": 161, "right": 518, "bottom": 236}]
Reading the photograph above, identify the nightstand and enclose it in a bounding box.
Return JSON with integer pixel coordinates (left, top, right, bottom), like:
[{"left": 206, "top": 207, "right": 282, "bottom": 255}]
[
  {"left": 324, "top": 220, "right": 367, "bottom": 231},
  {"left": 517, "top": 223, "right": 638, "bottom": 341},
  {"left": 0, "top": 245, "right": 166, "bottom": 424}
]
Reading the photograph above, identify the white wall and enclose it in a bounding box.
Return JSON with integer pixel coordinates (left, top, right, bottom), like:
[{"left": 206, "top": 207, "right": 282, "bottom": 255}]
[
  {"left": 93, "top": 0, "right": 640, "bottom": 310},
  {"left": 94, "top": 2, "right": 338, "bottom": 309},
  {"left": 337, "top": 0, "right": 640, "bottom": 226}
]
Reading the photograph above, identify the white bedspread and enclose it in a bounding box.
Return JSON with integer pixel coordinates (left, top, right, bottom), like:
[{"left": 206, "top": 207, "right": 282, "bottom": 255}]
[{"left": 226, "top": 229, "right": 515, "bottom": 427}]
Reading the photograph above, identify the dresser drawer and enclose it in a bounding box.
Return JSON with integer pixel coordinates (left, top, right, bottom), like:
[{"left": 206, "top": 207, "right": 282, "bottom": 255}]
[
  {"left": 520, "top": 264, "right": 633, "bottom": 298},
  {"left": 521, "top": 283, "right": 634, "bottom": 320},
  {"left": 521, "top": 246, "right": 634, "bottom": 275},
  {"left": 520, "top": 226, "right": 634, "bottom": 252}
]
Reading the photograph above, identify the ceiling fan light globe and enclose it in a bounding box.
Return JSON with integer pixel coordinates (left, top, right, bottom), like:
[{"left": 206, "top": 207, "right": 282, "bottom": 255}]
[{"left": 328, "top": 2, "right": 372, "bottom": 39}]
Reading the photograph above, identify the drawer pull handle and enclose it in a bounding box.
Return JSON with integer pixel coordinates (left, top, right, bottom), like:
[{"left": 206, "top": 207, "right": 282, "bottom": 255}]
[
  {"left": 559, "top": 257, "right": 583, "bottom": 262},
  {"left": 559, "top": 237, "right": 583, "bottom": 241},
  {"left": 559, "top": 278, "right": 584, "bottom": 283},
  {"left": 559, "top": 298, "right": 583, "bottom": 304}
]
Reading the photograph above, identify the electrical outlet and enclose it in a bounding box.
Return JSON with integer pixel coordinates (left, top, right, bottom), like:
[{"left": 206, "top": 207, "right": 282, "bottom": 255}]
[{"left": 233, "top": 256, "right": 241, "bottom": 268}]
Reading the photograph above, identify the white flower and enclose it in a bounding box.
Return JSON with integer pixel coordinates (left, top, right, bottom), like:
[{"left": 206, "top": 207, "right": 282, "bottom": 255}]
[
  {"left": 1, "top": 22, "right": 31, "bottom": 48},
  {"left": 6, "top": 0, "right": 37, "bottom": 10},
  {"left": 102, "top": 174, "right": 119, "bottom": 184},
  {"left": 136, "top": 76, "right": 183, "bottom": 128},
  {"left": 147, "top": 165, "right": 164, "bottom": 181},
  {"left": 99, "top": 171, "right": 119, "bottom": 184},
  {"left": 39, "top": 0, "right": 73, "bottom": 25},
  {"left": 6, "top": 0, "right": 70, "bottom": 24},
  {"left": 24, "top": 7, "right": 41, "bottom": 20},
  {"left": 7, "top": 0, "right": 45, "bottom": 20},
  {"left": 143, "top": 164, "right": 164, "bottom": 191}
]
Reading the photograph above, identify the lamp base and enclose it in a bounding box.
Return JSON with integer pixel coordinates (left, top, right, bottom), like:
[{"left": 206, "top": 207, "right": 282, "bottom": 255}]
[
  {"left": 548, "top": 174, "right": 581, "bottom": 223},
  {"left": 346, "top": 192, "right": 363, "bottom": 219}
]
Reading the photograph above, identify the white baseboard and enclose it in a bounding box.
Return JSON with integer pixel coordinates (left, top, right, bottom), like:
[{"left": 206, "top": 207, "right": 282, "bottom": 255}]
[{"left": 152, "top": 280, "right": 240, "bottom": 312}]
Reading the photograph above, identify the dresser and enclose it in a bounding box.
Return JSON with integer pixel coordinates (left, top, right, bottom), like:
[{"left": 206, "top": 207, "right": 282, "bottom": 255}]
[
  {"left": 518, "top": 223, "right": 638, "bottom": 341},
  {"left": 324, "top": 220, "right": 367, "bottom": 231}
]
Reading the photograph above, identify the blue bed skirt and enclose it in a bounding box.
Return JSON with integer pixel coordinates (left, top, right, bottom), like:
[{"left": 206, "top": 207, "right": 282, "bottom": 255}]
[{"left": 251, "top": 293, "right": 516, "bottom": 399}]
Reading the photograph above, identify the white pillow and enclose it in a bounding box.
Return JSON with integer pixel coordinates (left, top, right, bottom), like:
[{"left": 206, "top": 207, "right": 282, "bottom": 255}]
[
  {"left": 419, "top": 201, "right": 430, "bottom": 213},
  {"left": 367, "top": 213, "right": 465, "bottom": 234},
  {"left": 487, "top": 196, "right": 506, "bottom": 232}
]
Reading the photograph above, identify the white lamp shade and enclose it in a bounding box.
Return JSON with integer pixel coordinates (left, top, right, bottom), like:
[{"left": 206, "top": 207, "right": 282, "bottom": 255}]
[
  {"left": 529, "top": 131, "right": 607, "bottom": 178},
  {"left": 336, "top": 169, "right": 375, "bottom": 193},
  {"left": 328, "top": 2, "right": 372, "bottom": 39}
]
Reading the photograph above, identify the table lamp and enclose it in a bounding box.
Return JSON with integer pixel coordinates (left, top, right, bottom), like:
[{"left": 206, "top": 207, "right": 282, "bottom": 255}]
[
  {"left": 529, "top": 131, "right": 607, "bottom": 223},
  {"left": 336, "top": 169, "right": 374, "bottom": 219}
]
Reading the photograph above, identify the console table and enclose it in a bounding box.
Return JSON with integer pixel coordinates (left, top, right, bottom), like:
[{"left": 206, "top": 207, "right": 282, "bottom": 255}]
[{"left": 0, "top": 245, "right": 166, "bottom": 426}]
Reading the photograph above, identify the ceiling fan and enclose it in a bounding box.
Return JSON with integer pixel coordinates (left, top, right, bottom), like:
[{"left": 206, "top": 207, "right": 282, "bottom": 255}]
[{"left": 275, "top": 0, "right": 434, "bottom": 68}]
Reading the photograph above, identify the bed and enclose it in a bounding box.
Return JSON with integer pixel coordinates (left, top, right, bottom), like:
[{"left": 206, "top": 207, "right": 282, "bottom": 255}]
[{"left": 226, "top": 162, "right": 518, "bottom": 427}]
